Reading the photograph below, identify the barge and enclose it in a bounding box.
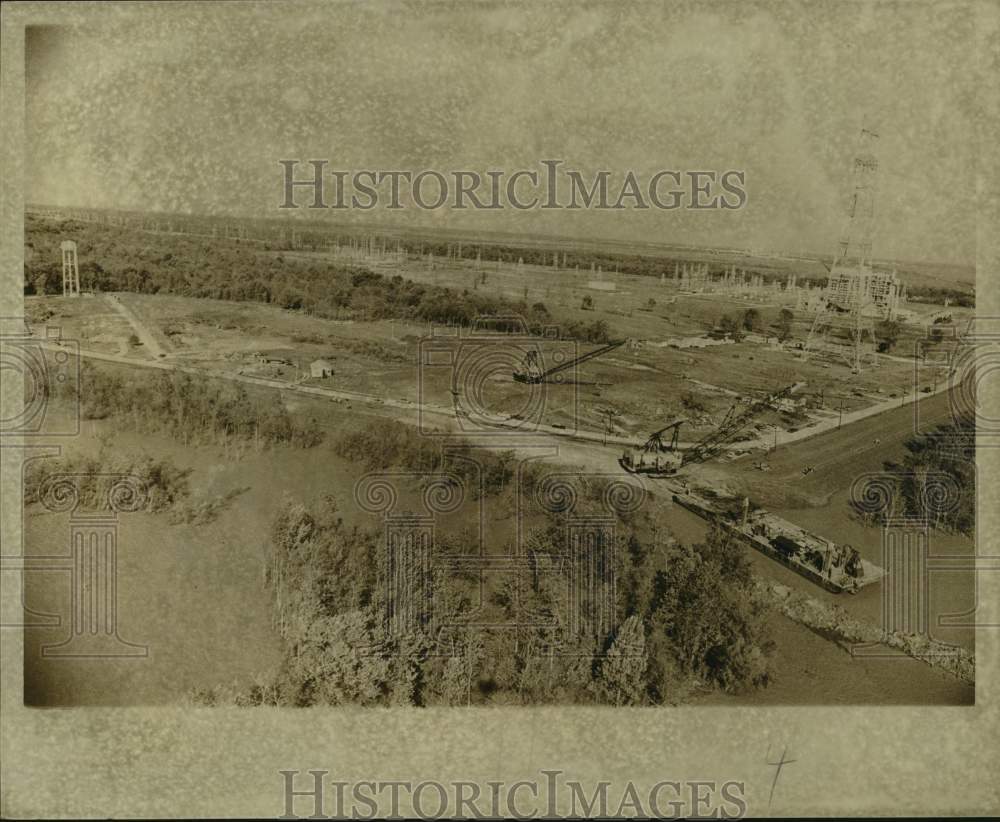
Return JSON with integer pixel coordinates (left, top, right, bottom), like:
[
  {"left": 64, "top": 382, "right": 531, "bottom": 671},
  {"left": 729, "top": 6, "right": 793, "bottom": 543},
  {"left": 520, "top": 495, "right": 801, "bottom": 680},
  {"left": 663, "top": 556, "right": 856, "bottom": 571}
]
[{"left": 672, "top": 488, "right": 885, "bottom": 594}]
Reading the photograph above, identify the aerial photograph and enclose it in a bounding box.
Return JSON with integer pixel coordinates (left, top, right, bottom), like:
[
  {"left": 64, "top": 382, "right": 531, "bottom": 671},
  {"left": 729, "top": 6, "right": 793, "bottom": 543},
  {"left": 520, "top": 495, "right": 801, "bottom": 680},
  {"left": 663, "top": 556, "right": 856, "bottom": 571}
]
[{"left": 15, "top": 2, "right": 978, "bottom": 712}]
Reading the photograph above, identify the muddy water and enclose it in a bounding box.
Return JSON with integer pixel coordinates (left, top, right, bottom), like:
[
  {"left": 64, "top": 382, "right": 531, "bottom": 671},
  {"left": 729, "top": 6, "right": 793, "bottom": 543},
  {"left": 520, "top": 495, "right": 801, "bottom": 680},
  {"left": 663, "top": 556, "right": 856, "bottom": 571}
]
[
  {"left": 776, "top": 496, "right": 976, "bottom": 653},
  {"left": 20, "top": 429, "right": 335, "bottom": 706},
  {"left": 19, "top": 405, "right": 975, "bottom": 706},
  {"left": 22, "top": 476, "right": 974, "bottom": 707},
  {"left": 657, "top": 503, "right": 974, "bottom": 705},
  {"left": 23, "top": 505, "right": 285, "bottom": 706}
]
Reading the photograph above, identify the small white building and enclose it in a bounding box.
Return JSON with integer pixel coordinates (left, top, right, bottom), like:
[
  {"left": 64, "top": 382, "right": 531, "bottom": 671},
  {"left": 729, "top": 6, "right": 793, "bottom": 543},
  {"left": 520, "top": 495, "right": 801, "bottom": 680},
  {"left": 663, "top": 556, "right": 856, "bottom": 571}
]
[{"left": 310, "top": 358, "right": 334, "bottom": 378}]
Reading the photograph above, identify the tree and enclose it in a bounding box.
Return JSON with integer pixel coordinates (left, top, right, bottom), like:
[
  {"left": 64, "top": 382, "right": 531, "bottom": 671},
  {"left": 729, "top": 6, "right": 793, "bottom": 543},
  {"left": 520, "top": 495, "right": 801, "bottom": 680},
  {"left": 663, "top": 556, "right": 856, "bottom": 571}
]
[
  {"left": 592, "top": 615, "right": 647, "bottom": 705},
  {"left": 890, "top": 418, "right": 975, "bottom": 536},
  {"left": 742, "top": 308, "right": 761, "bottom": 332},
  {"left": 718, "top": 314, "right": 744, "bottom": 341},
  {"left": 431, "top": 632, "right": 486, "bottom": 705},
  {"left": 778, "top": 308, "right": 794, "bottom": 342},
  {"left": 651, "top": 526, "right": 771, "bottom": 692},
  {"left": 587, "top": 319, "right": 611, "bottom": 343},
  {"left": 515, "top": 637, "right": 596, "bottom": 704},
  {"left": 581, "top": 295, "right": 594, "bottom": 311},
  {"left": 681, "top": 392, "right": 708, "bottom": 414},
  {"left": 531, "top": 302, "right": 549, "bottom": 316},
  {"left": 875, "top": 320, "right": 901, "bottom": 352},
  {"left": 285, "top": 610, "right": 391, "bottom": 706}
]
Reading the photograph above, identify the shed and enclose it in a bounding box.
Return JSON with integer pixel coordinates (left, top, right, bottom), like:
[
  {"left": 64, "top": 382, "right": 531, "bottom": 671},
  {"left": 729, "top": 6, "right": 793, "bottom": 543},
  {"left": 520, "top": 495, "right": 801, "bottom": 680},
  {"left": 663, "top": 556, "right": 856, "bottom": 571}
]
[{"left": 310, "top": 358, "right": 334, "bottom": 378}]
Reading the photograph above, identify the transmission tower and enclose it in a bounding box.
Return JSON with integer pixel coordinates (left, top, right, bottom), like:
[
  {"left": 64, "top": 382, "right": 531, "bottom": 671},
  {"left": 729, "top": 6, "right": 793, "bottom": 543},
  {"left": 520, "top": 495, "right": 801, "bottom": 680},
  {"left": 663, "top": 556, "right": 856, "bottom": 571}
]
[
  {"left": 837, "top": 126, "right": 879, "bottom": 268},
  {"left": 802, "top": 126, "right": 888, "bottom": 374}
]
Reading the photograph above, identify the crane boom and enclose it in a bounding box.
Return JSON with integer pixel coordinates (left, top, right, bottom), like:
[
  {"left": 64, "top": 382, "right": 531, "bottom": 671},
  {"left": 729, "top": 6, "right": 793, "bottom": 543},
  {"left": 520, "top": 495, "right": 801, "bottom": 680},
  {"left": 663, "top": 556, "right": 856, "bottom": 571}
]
[
  {"left": 513, "top": 339, "right": 625, "bottom": 384},
  {"left": 681, "top": 383, "right": 801, "bottom": 465}
]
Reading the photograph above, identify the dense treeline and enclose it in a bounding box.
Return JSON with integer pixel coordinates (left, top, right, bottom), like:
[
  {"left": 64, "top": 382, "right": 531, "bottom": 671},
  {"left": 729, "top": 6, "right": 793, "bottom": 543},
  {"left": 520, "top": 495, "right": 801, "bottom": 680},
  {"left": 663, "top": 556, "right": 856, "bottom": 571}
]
[
  {"left": 24, "top": 218, "right": 608, "bottom": 341},
  {"left": 194, "top": 419, "right": 773, "bottom": 706},
  {"left": 853, "top": 417, "right": 975, "bottom": 536},
  {"left": 27, "top": 216, "right": 972, "bottom": 312},
  {"left": 335, "top": 418, "right": 539, "bottom": 498},
  {"left": 892, "top": 418, "right": 975, "bottom": 535},
  {"left": 80, "top": 363, "right": 323, "bottom": 448},
  {"left": 905, "top": 284, "right": 975, "bottom": 308}
]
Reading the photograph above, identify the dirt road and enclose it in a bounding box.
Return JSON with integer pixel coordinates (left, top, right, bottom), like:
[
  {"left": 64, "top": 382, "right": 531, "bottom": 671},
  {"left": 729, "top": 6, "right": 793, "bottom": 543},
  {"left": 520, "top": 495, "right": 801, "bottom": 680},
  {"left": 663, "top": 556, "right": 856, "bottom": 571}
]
[{"left": 103, "top": 293, "right": 171, "bottom": 358}]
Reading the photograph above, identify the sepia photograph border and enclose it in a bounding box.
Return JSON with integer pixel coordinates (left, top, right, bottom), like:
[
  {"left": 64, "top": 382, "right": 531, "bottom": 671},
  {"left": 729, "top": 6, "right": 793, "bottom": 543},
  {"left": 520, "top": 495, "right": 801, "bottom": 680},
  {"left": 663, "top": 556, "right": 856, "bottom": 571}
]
[{"left": 1, "top": 1, "right": 998, "bottom": 817}]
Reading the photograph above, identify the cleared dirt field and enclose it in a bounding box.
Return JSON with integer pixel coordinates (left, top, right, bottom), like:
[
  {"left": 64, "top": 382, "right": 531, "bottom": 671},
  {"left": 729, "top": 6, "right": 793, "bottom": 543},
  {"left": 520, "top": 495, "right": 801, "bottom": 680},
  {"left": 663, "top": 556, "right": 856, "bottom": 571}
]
[
  {"left": 25, "top": 294, "right": 137, "bottom": 356},
  {"left": 27, "top": 289, "right": 956, "bottom": 447}
]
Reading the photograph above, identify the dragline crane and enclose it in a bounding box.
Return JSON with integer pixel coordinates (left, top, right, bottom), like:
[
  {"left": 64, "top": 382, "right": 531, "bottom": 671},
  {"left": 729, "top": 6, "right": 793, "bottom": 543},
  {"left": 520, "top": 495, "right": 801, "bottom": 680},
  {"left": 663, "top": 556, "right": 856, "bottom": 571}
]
[
  {"left": 618, "top": 417, "right": 687, "bottom": 476},
  {"left": 620, "top": 383, "right": 804, "bottom": 477}
]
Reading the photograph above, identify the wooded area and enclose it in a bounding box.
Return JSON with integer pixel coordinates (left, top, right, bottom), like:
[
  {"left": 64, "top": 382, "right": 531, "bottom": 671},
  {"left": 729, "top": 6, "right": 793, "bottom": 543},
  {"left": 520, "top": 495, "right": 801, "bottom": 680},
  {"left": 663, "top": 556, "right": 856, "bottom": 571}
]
[{"left": 207, "top": 419, "right": 776, "bottom": 707}]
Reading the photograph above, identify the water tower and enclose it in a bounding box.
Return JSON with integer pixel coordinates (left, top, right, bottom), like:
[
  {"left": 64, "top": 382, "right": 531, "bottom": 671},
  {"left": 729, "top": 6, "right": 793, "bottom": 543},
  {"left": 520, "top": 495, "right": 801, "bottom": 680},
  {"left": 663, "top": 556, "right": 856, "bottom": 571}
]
[{"left": 60, "top": 240, "right": 80, "bottom": 297}]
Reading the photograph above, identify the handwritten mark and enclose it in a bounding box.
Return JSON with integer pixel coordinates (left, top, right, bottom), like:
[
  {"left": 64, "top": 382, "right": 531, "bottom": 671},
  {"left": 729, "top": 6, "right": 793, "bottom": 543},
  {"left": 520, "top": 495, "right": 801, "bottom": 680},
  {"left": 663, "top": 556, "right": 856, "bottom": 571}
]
[{"left": 766, "top": 744, "right": 797, "bottom": 809}]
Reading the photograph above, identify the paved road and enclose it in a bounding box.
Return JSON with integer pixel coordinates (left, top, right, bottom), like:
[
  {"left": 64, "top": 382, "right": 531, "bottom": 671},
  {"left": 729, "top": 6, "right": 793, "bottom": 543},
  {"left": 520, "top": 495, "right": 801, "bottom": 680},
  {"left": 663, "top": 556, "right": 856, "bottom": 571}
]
[
  {"left": 745, "top": 379, "right": 953, "bottom": 451},
  {"left": 741, "top": 387, "right": 958, "bottom": 489}
]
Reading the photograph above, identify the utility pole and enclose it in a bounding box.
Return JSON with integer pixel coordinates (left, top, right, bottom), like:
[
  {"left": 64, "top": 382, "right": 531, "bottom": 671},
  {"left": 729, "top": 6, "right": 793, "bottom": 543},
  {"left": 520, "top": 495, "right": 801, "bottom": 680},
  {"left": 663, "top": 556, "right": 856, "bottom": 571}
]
[
  {"left": 838, "top": 398, "right": 846, "bottom": 429},
  {"left": 602, "top": 407, "right": 618, "bottom": 446}
]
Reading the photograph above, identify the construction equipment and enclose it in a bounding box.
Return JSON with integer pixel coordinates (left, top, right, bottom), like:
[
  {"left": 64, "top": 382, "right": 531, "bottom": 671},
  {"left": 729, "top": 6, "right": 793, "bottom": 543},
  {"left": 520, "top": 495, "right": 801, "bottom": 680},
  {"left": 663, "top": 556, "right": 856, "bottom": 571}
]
[
  {"left": 681, "top": 383, "right": 801, "bottom": 466},
  {"left": 513, "top": 339, "right": 624, "bottom": 384},
  {"left": 618, "top": 418, "right": 686, "bottom": 476},
  {"left": 643, "top": 418, "right": 686, "bottom": 453},
  {"left": 621, "top": 383, "right": 803, "bottom": 476}
]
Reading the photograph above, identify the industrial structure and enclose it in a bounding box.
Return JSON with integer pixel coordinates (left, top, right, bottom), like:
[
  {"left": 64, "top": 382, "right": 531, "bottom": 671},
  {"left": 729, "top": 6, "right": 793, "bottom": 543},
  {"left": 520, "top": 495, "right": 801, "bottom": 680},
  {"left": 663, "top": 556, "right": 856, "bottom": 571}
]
[
  {"left": 60, "top": 240, "right": 80, "bottom": 297},
  {"left": 802, "top": 127, "right": 901, "bottom": 372},
  {"left": 310, "top": 358, "right": 334, "bottom": 378}
]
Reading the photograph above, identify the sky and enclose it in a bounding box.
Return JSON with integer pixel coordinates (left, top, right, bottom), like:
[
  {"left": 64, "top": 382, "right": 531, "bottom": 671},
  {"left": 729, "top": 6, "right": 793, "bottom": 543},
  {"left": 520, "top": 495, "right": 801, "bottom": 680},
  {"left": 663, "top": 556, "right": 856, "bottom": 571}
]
[{"left": 25, "top": 1, "right": 982, "bottom": 264}]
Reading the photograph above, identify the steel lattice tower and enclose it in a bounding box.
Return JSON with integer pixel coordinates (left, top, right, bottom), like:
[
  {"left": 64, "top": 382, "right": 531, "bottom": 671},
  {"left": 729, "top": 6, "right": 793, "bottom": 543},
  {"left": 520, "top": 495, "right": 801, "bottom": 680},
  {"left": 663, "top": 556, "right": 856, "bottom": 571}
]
[
  {"left": 802, "top": 126, "right": 891, "bottom": 373},
  {"left": 837, "top": 126, "right": 879, "bottom": 268}
]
